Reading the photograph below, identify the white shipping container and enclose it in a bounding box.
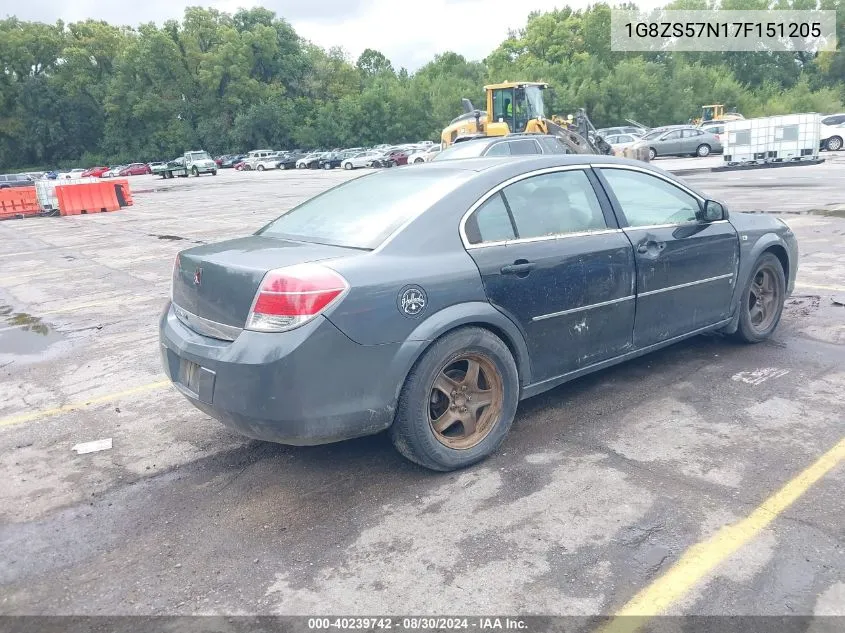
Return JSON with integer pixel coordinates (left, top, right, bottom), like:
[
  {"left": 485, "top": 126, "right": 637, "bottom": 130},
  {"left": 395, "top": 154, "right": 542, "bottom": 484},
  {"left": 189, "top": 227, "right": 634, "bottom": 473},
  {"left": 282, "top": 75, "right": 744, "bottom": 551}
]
[{"left": 723, "top": 114, "right": 820, "bottom": 165}]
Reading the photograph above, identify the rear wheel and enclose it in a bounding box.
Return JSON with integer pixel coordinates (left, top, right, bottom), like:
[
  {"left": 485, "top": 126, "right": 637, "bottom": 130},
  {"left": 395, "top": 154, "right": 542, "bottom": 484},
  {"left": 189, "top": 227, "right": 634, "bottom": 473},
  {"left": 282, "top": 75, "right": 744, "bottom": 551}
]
[
  {"left": 257, "top": 165, "right": 265, "bottom": 171},
  {"left": 734, "top": 253, "right": 786, "bottom": 343},
  {"left": 211, "top": 170, "right": 217, "bottom": 176},
  {"left": 697, "top": 143, "right": 711, "bottom": 157},
  {"left": 390, "top": 327, "right": 518, "bottom": 472},
  {"left": 323, "top": 162, "right": 331, "bottom": 170}
]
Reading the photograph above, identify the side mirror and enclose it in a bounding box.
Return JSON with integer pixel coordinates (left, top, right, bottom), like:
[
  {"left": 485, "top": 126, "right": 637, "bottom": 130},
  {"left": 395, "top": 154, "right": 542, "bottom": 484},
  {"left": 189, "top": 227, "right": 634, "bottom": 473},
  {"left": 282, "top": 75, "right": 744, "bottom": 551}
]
[{"left": 701, "top": 199, "right": 727, "bottom": 222}]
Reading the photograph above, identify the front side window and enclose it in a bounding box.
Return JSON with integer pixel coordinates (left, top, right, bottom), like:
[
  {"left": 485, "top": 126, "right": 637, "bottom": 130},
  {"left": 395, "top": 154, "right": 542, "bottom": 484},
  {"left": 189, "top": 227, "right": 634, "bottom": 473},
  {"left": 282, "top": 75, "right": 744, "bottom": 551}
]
[
  {"left": 682, "top": 129, "right": 703, "bottom": 138},
  {"left": 662, "top": 130, "right": 682, "bottom": 140},
  {"left": 601, "top": 168, "right": 700, "bottom": 227}
]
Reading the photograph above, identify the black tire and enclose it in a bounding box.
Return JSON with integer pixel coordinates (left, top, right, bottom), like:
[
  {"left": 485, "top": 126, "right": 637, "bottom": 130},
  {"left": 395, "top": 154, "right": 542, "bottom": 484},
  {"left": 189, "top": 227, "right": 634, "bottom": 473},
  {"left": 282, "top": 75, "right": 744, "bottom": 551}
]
[
  {"left": 734, "top": 252, "right": 786, "bottom": 343},
  {"left": 648, "top": 147, "right": 657, "bottom": 160},
  {"left": 343, "top": 162, "right": 352, "bottom": 170},
  {"left": 191, "top": 167, "right": 199, "bottom": 177},
  {"left": 390, "top": 327, "right": 519, "bottom": 472},
  {"left": 826, "top": 136, "right": 842, "bottom": 151},
  {"left": 696, "top": 144, "right": 711, "bottom": 157},
  {"left": 211, "top": 170, "right": 217, "bottom": 176}
]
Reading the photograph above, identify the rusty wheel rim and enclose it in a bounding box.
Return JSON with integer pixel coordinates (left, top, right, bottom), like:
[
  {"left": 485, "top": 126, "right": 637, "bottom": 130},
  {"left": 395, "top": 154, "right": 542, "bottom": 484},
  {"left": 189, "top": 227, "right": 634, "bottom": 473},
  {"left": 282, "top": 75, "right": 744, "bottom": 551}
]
[
  {"left": 428, "top": 353, "right": 504, "bottom": 450},
  {"left": 748, "top": 265, "right": 779, "bottom": 332}
]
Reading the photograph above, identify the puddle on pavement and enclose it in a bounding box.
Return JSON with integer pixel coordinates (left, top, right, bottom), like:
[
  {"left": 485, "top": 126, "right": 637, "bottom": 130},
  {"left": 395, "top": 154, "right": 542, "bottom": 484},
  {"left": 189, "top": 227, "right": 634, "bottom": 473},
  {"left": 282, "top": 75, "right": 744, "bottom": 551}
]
[{"left": 0, "top": 305, "right": 64, "bottom": 356}]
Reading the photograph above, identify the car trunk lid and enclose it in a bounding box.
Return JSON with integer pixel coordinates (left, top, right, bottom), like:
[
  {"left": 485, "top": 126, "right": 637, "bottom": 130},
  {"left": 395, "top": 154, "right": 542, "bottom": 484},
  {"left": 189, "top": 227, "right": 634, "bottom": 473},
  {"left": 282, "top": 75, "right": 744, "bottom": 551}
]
[{"left": 172, "top": 236, "right": 357, "bottom": 329}]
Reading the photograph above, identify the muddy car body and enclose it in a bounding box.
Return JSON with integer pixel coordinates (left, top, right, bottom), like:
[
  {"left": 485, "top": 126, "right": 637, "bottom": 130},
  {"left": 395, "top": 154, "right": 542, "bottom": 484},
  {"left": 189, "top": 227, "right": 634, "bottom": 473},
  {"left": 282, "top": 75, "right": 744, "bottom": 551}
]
[{"left": 160, "top": 155, "right": 798, "bottom": 471}]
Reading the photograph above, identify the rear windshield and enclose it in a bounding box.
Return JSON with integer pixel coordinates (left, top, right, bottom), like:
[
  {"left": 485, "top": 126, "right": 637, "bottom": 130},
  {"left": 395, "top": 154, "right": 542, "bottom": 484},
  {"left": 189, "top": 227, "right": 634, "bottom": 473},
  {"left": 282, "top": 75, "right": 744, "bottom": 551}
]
[{"left": 258, "top": 169, "right": 473, "bottom": 249}]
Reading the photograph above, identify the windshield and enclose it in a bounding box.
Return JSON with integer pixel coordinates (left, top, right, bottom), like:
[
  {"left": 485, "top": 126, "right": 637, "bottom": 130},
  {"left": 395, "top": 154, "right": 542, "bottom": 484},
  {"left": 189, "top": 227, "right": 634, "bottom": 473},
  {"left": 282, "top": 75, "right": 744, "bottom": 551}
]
[
  {"left": 523, "top": 85, "right": 546, "bottom": 119},
  {"left": 257, "top": 169, "right": 473, "bottom": 249},
  {"left": 433, "top": 141, "right": 488, "bottom": 161},
  {"left": 187, "top": 152, "right": 211, "bottom": 161}
]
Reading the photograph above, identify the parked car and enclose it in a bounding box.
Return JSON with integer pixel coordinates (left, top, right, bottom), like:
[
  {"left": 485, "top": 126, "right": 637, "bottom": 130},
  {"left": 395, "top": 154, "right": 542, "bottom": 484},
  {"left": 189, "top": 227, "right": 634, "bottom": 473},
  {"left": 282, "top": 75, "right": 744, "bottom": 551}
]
[
  {"left": 319, "top": 151, "right": 352, "bottom": 170},
  {"left": 102, "top": 165, "right": 126, "bottom": 178},
  {"left": 820, "top": 113, "right": 845, "bottom": 151},
  {"left": 341, "top": 151, "right": 381, "bottom": 170},
  {"left": 604, "top": 133, "right": 641, "bottom": 154},
  {"left": 118, "top": 163, "right": 152, "bottom": 176},
  {"left": 81, "top": 166, "right": 109, "bottom": 178},
  {"left": 597, "top": 126, "right": 646, "bottom": 137},
  {"left": 383, "top": 149, "right": 410, "bottom": 167},
  {"left": 255, "top": 152, "right": 286, "bottom": 171},
  {"left": 433, "top": 134, "right": 574, "bottom": 162},
  {"left": 276, "top": 152, "right": 304, "bottom": 170},
  {"left": 220, "top": 154, "right": 245, "bottom": 168},
  {"left": 58, "top": 168, "right": 87, "bottom": 179},
  {"left": 296, "top": 153, "right": 324, "bottom": 169},
  {"left": 0, "top": 173, "right": 35, "bottom": 189},
  {"left": 159, "top": 154, "right": 798, "bottom": 471},
  {"left": 240, "top": 149, "right": 276, "bottom": 171},
  {"left": 408, "top": 145, "right": 441, "bottom": 164},
  {"left": 633, "top": 126, "right": 723, "bottom": 159}
]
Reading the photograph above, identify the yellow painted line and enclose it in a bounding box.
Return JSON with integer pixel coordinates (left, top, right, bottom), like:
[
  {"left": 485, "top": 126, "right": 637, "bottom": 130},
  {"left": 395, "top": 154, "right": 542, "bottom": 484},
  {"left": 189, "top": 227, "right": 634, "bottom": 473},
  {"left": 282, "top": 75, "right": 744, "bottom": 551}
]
[
  {"left": 0, "top": 380, "right": 171, "bottom": 428},
  {"left": 599, "top": 436, "right": 845, "bottom": 633},
  {"left": 794, "top": 282, "right": 845, "bottom": 293}
]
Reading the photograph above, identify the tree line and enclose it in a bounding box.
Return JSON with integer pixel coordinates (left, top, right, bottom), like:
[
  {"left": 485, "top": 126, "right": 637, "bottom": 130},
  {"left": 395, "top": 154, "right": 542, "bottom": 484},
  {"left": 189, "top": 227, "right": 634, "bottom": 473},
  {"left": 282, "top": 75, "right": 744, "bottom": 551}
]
[{"left": 0, "top": 0, "right": 842, "bottom": 170}]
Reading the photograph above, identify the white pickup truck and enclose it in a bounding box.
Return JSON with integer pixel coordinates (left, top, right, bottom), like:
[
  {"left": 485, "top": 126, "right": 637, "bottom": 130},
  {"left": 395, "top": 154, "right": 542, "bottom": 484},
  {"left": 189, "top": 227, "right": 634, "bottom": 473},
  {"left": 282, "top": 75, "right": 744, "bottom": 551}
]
[{"left": 159, "top": 151, "right": 217, "bottom": 178}]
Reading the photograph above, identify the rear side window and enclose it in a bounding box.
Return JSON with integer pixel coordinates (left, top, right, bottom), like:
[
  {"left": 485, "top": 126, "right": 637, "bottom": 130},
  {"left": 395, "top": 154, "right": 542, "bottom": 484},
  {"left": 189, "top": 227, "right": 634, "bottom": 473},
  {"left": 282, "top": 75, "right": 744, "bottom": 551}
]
[
  {"left": 259, "top": 169, "right": 473, "bottom": 249},
  {"left": 485, "top": 142, "right": 511, "bottom": 157},
  {"left": 464, "top": 193, "right": 516, "bottom": 245},
  {"left": 508, "top": 139, "right": 541, "bottom": 155},
  {"left": 537, "top": 136, "right": 569, "bottom": 154}
]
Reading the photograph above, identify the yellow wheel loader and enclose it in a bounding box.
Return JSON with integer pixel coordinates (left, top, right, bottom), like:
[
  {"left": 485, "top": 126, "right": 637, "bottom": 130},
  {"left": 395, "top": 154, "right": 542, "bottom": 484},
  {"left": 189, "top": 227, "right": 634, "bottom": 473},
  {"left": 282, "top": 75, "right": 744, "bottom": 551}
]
[{"left": 440, "top": 81, "right": 648, "bottom": 161}]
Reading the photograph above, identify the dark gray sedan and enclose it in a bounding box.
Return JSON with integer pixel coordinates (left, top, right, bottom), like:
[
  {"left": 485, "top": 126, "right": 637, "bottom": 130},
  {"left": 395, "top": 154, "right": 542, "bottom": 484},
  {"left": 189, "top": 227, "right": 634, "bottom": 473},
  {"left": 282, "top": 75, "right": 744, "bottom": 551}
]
[{"left": 159, "top": 155, "right": 798, "bottom": 471}]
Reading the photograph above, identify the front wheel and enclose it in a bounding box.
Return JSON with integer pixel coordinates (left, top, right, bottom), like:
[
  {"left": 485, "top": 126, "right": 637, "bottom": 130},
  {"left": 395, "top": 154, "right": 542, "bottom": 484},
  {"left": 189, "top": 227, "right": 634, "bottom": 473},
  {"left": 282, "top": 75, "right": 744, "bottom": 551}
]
[
  {"left": 696, "top": 144, "right": 711, "bottom": 157},
  {"left": 734, "top": 253, "right": 786, "bottom": 343},
  {"left": 826, "top": 136, "right": 843, "bottom": 151},
  {"left": 211, "top": 170, "right": 217, "bottom": 176},
  {"left": 648, "top": 147, "right": 657, "bottom": 160},
  {"left": 257, "top": 165, "right": 265, "bottom": 171},
  {"left": 390, "top": 327, "right": 519, "bottom": 472},
  {"left": 323, "top": 162, "right": 331, "bottom": 170},
  {"left": 343, "top": 162, "right": 352, "bottom": 170},
  {"left": 191, "top": 167, "right": 199, "bottom": 177}
]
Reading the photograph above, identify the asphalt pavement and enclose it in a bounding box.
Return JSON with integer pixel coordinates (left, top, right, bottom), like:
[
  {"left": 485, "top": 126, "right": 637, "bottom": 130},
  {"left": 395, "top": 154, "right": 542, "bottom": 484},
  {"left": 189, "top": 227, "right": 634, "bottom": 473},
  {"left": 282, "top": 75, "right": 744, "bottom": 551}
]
[{"left": 0, "top": 161, "right": 843, "bottom": 624}]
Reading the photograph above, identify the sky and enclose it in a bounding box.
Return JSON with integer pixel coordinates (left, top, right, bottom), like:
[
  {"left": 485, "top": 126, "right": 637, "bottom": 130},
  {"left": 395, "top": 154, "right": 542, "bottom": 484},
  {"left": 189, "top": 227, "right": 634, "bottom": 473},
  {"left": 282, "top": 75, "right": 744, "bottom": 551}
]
[{"left": 7, "top": 0, "right": 625, "bottom": 71}]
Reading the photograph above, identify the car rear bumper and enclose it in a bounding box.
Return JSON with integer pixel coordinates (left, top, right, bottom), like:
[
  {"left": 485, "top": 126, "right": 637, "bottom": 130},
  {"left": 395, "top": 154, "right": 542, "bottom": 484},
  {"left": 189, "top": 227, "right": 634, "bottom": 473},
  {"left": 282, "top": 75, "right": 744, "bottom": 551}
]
[{"left": 158, "top": 302, "right": 400, "bottom": 445}]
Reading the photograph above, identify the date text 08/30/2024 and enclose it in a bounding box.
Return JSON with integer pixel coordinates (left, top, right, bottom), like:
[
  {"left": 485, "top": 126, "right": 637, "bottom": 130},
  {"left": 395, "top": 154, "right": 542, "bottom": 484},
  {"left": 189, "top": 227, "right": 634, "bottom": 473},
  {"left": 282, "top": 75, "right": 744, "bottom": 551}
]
[{"left": 307, "top": 617, "right": 529, "bottom": 630}]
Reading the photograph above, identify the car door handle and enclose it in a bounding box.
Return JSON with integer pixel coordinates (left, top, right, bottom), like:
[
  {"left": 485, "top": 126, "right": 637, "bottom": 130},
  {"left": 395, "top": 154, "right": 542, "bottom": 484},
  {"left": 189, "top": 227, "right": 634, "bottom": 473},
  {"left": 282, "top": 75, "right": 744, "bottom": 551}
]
[{"left": 501, "top": 261, "right": 537, "bottom": 276}]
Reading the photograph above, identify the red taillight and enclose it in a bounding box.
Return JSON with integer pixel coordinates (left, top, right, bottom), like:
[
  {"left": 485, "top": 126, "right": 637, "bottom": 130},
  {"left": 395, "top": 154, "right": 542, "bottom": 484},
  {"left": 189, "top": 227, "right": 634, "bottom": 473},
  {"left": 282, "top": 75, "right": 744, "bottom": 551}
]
[{"left": 246, "top": 263, "right": 349, "bottom": 333}]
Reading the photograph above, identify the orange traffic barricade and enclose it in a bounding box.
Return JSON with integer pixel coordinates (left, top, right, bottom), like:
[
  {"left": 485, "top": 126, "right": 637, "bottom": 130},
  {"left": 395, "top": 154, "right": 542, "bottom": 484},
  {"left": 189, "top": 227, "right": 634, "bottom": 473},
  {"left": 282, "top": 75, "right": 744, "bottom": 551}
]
[
  {"left": 56, "top": 181, "right": 121, "bottom": 216},
  {"left": 113, "top": 179, "right": 133, "bottom": 206},
  {"left": 0, "top": 187, "right": 40, "bottom": 219}
]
